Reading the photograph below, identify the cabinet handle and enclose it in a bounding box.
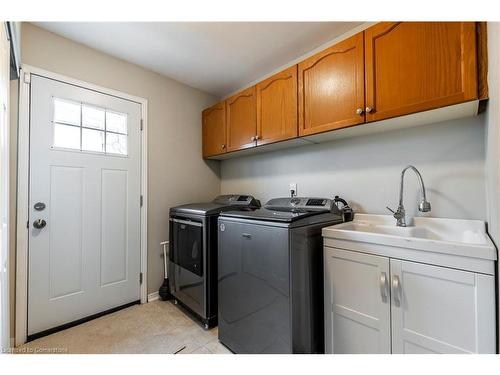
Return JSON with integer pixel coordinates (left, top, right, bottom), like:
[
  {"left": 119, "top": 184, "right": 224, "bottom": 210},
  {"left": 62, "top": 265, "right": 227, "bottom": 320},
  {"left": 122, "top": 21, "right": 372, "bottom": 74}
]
[
  {"left": 379, "top": 272, "right": 388, "bottom": 302},
  {"left": 391, "top": 275, "right": 401, "bottom": 307},
  {"left": 356, "top": 108, "right": 364, "bottom": 115},
  {"left": 365, "top": 106, "right": 374, "bottom": 114},
  {"left": 221, "top": 144, "right": 226, "bottom": 149},
  {"left": 242, "top": 233, "right": 252, "bottom": 239}
]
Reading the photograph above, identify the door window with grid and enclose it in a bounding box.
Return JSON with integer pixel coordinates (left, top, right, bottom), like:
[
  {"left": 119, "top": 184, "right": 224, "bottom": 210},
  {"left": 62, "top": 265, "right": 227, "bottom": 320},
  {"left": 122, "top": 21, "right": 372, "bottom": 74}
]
[{"left": 52, "top": 98, "right": 128, "bottom": 156}]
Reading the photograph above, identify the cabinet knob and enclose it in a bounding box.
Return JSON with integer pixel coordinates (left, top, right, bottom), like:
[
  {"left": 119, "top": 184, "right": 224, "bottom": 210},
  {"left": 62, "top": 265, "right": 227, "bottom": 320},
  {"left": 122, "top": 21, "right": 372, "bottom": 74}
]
[
  {"left": 251, "top": 136, "right": 256, "bottom": 141},
  {"left": 356, "top": 108, "right": 364, "bottom": 115},
  {"left": 221, "top": 144, "right": 226, "bottom": 149},
  {"left": 255, "top": 135, "right": 260, "bottom": 140},
  {"left": 365, "top": 106, "right": 374, "bottom": 113}
]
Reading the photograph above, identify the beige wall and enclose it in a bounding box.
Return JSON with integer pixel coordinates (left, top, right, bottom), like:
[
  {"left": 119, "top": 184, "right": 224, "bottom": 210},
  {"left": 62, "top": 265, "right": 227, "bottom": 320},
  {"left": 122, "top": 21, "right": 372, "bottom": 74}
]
[{"left": 10, "top": 23, "right": 221, "bottom": 337}]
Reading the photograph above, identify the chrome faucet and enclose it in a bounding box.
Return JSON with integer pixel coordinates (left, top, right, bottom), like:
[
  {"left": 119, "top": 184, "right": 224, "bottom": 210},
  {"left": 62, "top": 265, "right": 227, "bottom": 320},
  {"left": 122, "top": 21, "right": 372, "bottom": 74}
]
[{"left": 387, "top": 165, "right": 431, "bottom": 227}]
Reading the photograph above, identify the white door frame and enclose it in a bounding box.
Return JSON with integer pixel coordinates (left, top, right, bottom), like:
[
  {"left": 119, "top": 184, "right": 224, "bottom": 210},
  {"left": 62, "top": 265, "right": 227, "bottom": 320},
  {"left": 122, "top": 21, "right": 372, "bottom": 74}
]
[
  {"left": 15, "top": 64, "right": 148, "bottom": 346},
  {"left": 0, "top": 22, "right": 11, "bottom": 351}
]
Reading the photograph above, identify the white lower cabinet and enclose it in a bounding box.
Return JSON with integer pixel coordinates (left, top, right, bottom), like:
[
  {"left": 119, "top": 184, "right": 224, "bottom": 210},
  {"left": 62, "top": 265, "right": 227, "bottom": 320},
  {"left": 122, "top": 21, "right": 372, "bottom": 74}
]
[
  {"left": 390, "top": 259, "right": 496, "bottom": 354},
  {"left": 324, "top": 247, "right": 496, "bottom": 354},
  {"left": 324, "top": 248, "right": 391, "bottom": 353}
]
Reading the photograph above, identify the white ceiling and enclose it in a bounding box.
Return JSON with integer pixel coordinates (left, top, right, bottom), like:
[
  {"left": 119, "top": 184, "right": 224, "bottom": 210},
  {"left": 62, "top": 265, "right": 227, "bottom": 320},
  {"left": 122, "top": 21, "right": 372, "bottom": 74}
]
[{"left": 33, "top": 22, "right": 362, "bottom": 97}]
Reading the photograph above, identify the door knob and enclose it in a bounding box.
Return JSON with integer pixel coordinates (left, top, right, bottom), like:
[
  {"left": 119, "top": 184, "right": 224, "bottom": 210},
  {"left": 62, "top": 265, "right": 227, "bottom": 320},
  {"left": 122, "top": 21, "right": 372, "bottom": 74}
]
[
  {"left": 365, "top": 106, "right": 374, "bottom": 113},
  {"left": 33, "top": 219, "right": 47, "bottom": 229}
]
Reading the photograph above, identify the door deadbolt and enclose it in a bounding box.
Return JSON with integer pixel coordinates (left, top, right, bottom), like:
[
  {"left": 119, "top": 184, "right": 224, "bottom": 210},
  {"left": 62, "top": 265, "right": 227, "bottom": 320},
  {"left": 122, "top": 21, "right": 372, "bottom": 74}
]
[
  {"left": 33, "top": 219, "right": 47, "bottom": 229},
  {"left": 34, "top": 202, "right": 46, "bottom": 211}
]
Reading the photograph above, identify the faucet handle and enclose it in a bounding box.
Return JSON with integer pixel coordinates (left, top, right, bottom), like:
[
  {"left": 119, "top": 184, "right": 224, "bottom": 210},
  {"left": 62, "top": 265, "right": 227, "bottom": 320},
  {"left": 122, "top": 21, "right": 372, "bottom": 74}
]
[
  {"left": 387, "top": 206, "right": 405, "bottom": 220},
  {"left": 387, "top": 206, "right": 406, "bottom": 226}
]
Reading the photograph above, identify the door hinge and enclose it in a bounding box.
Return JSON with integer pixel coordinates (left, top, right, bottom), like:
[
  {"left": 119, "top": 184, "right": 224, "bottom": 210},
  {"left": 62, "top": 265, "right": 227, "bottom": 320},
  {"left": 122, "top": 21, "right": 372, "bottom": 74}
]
[
  {"left": 27, "top": 221, "right": 29, "bottom": 229},
  {"left": 23, "top": 72, "right": 31, "bottom": 84},
  {"left": 140, "top": 195, "right": 143, "bottom": 207},
  {"left": 140, "top": 119, "right": 143, "bottom": 131},
  {"left": 139, "top": 272, "right": 143, "bottom": 285}
]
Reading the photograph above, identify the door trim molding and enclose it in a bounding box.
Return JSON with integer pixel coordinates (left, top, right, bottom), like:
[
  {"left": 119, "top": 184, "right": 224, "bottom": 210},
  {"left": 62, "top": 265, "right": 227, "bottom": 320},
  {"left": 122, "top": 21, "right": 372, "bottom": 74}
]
[{"left": 15, "top": 64, "right": 149, "bottom": 346}]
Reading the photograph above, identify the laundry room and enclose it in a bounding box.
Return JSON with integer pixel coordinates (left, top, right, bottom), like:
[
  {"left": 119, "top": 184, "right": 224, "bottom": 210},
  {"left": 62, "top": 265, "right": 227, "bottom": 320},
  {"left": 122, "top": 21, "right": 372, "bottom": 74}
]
[{"left": 1, "top": 1, "right": 500, "bottom": 374}]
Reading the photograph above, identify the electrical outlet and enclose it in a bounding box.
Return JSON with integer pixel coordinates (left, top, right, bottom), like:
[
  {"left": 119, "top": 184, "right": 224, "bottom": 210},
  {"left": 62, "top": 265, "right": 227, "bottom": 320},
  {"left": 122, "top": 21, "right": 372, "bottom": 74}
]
[{"left": 290, "top": 183, "right": 297, "bottom": 197}]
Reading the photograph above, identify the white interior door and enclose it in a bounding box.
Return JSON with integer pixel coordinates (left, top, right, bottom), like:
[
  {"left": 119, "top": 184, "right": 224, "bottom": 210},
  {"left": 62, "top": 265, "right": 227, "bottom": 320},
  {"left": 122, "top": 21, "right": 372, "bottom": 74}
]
[
  {"left": 28, "top": 75, "right": 142, "bottom": 336},
  {"left": 324, "top": 247, "right": 391, "bottom": 354},
  {"left": 390, "top": 259, "right": 496, "bottom": 354}
]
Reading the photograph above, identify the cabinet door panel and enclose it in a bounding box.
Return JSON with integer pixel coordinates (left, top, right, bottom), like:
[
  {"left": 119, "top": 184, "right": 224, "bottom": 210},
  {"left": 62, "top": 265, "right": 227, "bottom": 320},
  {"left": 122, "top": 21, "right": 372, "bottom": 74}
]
[
  {"left": 226, "top": 86, "right": 257, "bottom": 152},
  {"left": 202, "top": 101, "right": 226, "bottom": 157},
  {"left": 256, "top": 65, "right": 298, "bottom": 145},
  {"left": 324, "top": 247, "right": 391, "bottom": 354},
  {"left": 390, "top": 260, "right": 496, "bottom": 354},
  {"left": 365, "top": 22, "right": 478, "bottom": 122},
  {"left": 298, "top": 33, "right": 365, "bottom": 136}
]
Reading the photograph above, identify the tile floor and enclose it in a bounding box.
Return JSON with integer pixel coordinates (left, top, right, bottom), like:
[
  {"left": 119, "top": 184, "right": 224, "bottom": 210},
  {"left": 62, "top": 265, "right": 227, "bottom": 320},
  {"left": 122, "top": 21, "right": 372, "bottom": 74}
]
[{"left": 18, "top": 300, "right": 231, "bottom": 354}]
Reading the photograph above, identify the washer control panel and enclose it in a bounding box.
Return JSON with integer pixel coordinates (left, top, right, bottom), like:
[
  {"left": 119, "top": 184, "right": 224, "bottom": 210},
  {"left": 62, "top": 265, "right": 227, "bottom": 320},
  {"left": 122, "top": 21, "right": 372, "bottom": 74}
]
[{"left": 265, "top": 197, "right": 333, "bottom": 211}]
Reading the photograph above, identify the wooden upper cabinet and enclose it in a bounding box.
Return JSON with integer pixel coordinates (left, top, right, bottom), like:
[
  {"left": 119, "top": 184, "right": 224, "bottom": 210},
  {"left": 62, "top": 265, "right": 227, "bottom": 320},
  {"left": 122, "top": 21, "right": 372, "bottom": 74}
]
[
  {"left": 364, "top": 22, "right": 478, "bottom": 122},
  {"left": 298, "top": 32, "right": 365, "bottom": 136},
  {"left": 256, "top": 65, "right": 298, "bottom": 145},
  {"left": 202, "top": 101, "right": 226, "bottom": 157},
  {"left": 226, "top": 86, "right": 257, "bottom": 152},
  {"left": 202, "top": 22, "right": 483, "bottom": 158}
]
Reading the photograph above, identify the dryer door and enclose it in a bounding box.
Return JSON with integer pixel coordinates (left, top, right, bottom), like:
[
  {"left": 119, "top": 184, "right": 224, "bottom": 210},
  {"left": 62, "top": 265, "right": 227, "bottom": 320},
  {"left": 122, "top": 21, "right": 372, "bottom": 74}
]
[
  {"left": 169, "top": 216, "right": 206, "bottom": 319},
  {"left": 171, "top": 218, "right": 203, "bottom": 277}
]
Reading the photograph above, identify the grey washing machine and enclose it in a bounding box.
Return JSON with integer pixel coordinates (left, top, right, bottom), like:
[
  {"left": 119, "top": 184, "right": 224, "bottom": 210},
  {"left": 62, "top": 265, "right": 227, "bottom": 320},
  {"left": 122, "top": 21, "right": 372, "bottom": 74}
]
[
  {"left": 169, "top": 195, "right": 260, "bottom": 328},
  {"left": 217, "top": 197, "right": 346, "bottom": 353}
]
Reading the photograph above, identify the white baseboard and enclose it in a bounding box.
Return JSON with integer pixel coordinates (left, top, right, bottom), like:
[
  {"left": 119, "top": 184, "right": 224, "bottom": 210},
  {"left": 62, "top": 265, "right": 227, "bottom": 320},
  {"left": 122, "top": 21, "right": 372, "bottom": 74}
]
[{"left": 147, "top": 291, "right": 159, "bottom": 302}]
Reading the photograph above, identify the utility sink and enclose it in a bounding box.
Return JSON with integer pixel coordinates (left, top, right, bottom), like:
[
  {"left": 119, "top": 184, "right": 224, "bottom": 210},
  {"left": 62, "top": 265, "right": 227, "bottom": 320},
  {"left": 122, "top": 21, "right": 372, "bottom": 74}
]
[
  {"left": 322, "top": 214, "right": 497, "bottom": 269},
  {"left": 337, "top": 222, "right": 437, "bottom": 240}
]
